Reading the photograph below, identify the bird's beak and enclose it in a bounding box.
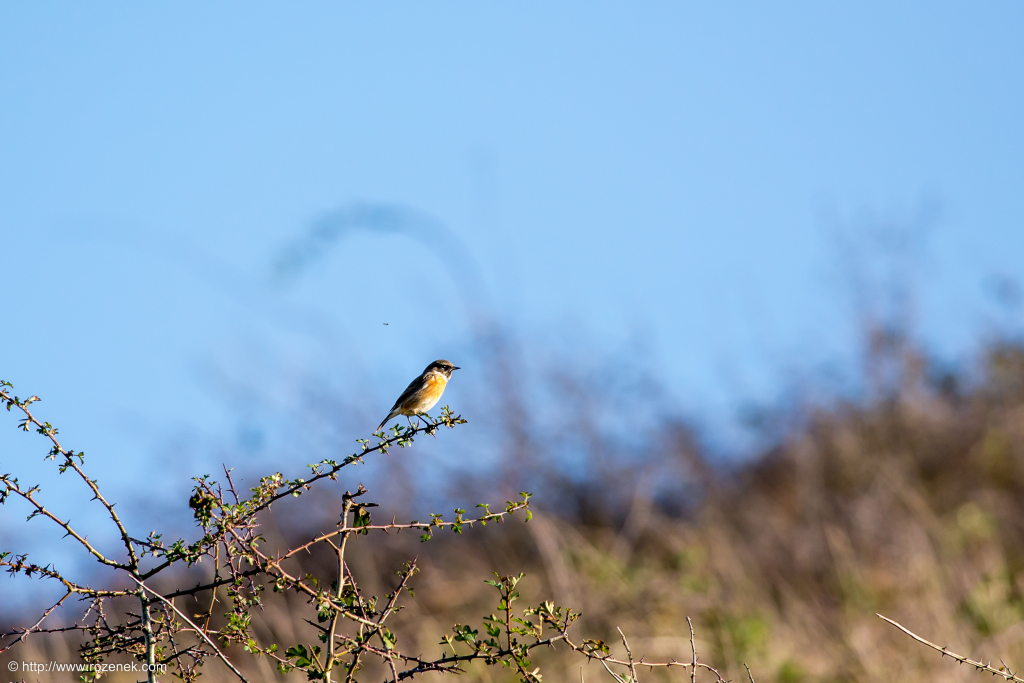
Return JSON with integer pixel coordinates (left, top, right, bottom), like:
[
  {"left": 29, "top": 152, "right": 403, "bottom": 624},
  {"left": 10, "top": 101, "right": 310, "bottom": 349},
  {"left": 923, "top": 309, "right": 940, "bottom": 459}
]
[{"left": 453, "top": 366, "right": 461, "bottom": 371}]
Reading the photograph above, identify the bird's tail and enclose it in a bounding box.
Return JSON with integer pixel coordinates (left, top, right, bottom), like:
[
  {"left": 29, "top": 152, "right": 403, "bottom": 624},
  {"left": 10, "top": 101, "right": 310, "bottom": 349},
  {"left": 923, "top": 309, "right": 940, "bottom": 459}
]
[{"left": 377, "top": 410, "right": 397, "bottom": 432}]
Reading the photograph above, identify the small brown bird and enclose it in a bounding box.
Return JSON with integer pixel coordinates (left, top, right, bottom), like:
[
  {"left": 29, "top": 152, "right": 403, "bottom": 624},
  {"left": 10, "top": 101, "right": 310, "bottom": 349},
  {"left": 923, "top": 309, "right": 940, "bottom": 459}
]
[{"left": 377, "top": 360, "right": 460, "bottom": 431}]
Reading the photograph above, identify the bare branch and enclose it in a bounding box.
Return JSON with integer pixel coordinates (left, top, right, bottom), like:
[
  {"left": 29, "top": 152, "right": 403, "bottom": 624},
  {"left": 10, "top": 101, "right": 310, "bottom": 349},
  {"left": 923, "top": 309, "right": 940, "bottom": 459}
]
[
  {"left": 131, "top": 577, "right": 250, "bottom": 683},
  {"left": 0, "top": 387, "right": 139, "bottom": 567},
  {"left": 877, "top": 614, "right": 1024, "bottom": 683}
]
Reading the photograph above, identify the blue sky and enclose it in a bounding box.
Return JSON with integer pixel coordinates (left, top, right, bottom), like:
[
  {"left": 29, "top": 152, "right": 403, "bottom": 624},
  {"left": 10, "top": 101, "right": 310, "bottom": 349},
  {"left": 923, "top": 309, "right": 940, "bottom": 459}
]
[{"left": 1, "top": 3, "right": 1023, "bottom": 573}]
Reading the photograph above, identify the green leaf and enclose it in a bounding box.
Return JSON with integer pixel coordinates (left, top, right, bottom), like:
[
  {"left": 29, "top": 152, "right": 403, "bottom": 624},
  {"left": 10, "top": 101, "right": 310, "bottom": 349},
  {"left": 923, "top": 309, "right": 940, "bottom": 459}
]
[{"left": 381, "top": 628, "right": 397, "bottom": 650}]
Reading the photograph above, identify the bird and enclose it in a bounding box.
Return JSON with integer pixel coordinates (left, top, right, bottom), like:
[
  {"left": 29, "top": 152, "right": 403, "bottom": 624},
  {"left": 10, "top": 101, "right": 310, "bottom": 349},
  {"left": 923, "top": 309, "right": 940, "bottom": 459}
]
[{"left": 377, "top": 359, "right": 461, "bottom": 432}]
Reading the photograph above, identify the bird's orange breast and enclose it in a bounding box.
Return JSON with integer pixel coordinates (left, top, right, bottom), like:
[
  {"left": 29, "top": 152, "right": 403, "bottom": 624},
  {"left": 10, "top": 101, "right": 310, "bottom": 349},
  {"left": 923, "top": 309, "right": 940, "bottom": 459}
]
[
  {"left": 401, "top": 374, "right": 448, "bottom": 413},
  {"left": 421, "top": 374, "right": 448, "bottom": 401}
]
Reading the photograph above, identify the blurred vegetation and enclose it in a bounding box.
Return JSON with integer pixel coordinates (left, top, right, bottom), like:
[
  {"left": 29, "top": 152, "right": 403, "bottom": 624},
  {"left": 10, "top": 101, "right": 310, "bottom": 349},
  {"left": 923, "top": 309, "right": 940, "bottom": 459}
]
[
  {"left": 6, "top": 320, "right": 1024, "bottom": 682},
  {"left": 383, "top": 330, "right": 1024, "bottom": 683}
]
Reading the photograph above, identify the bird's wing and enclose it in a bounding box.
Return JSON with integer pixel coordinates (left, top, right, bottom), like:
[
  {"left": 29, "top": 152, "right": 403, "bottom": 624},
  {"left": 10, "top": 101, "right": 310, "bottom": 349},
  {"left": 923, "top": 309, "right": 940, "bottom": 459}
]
[
  {"left": 378, "top": 374, "right": 427, "bottom": 430},
  {"left": 388, "top": 373, "right": 427, "bottom": 413}
]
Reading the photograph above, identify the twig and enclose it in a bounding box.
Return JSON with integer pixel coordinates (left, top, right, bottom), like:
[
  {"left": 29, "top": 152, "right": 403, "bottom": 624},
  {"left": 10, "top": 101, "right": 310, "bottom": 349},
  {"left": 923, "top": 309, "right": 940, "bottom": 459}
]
[
  {"left": 0, "top": 591, "right": 72, "bottom": 654},
  {"left": 600, "top": 659, "right": 629, "bottom": 683},
  {"left": 131, "top": 577, "right": 249, "bottom": 683},
  {"left": 203, "top": 544, "right": 221, "bottom": 632},
  {"left": 1, "top": 389, "right": 139, "bottom": 567},
  {"left": 877, "top": 613, "right": 1024, "bottom": 683},
  {"left": 617, "top": 627, "right": 639, "bottom": 683},
  {"left": 0, "top": 476, "right": 126, "bottom": 569},
  {"left": 281, "top": 504, "right": 528, "bottom": 559},
  {"left": 687, "top": 617, "right": 697, "bottom": 683}
]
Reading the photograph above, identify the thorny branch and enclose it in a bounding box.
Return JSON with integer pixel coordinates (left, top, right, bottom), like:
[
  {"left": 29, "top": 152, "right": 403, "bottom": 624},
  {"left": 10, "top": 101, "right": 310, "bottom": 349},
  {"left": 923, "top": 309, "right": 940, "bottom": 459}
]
[
  {"left": 1, "top": 380, "right": 735, "bottom": 682},
  {"left": 878, "top": 614, "right": 1024, "bottom": 683},
  {"left": 1, "top": 388, "right": 139, "bottom": 569}
]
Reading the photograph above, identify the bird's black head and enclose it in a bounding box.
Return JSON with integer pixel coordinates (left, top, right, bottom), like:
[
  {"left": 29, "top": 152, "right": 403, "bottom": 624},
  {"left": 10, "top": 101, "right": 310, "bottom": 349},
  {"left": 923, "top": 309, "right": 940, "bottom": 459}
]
[{"left": 427, "top": 359, "right": 460, "bottom": 377}]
